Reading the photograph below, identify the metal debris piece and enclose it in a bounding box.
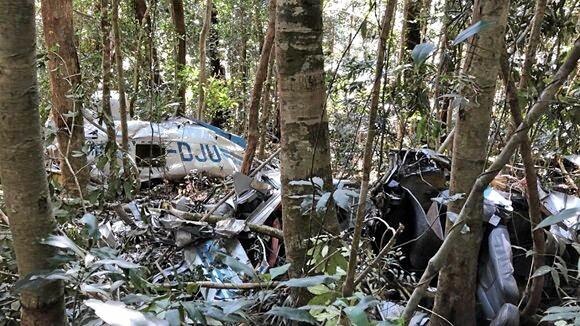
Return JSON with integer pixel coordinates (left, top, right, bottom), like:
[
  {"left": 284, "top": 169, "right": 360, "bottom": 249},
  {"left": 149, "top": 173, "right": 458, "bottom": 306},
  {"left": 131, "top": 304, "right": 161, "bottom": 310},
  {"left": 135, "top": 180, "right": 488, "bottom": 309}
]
[
  {"left": 184, "top": 239, "right": 252, "bottom": 301},
  {"left": 215, "top": 218, "right": 247, "bottom": 237}
]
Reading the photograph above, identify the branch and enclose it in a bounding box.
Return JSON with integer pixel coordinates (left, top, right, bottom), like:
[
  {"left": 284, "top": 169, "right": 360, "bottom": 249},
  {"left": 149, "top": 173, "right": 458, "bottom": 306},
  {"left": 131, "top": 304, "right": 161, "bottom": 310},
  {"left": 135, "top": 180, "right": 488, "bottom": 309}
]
[
  {"left": 169, "top": 208, "right": 284, "bottom": 239},
  {"left": 184, "top": 281, "right": 280, "bottom": 290},
  {"left": 354, "top": 224, "right": 404, "bottom": 285}
]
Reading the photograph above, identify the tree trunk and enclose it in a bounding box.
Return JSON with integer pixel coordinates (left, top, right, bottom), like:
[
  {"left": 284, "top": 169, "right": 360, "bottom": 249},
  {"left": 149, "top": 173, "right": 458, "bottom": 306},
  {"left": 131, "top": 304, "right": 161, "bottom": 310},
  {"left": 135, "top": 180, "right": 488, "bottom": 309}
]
[
  {"left": 169, "top": 0, "right": 186, "bottom": 115},
  {"left": 133, "top": 0, "right": 162, "bottom": 88},
  {"left": 431, "top": 0, "right": 510, "bottom": 324},
  {"left": 500, "top": 47, "right": 546, "bottom": 320},
  {"left": 0, "top": 1, "right": 64, "bottom": 323},
  {"left": 519, "top": 0, "right": 548, "bottom": 89},
  {"left": 209, "top": 6, "right": 225, "bottom": 78},
  {"left": 276, "top": 0, "right": 341, "bottom": 290},
  {"left": 342, "top": 0, "right": 398, "bottom": 297},
  {"left": 238, "top": 13, "right": 249, "bottom": 135},
  {"left": 258, "top": 50, "right": 276, "bottom": 160},
  {"left": 433, "top": 0, "right": 454, "bottom": 142},
  {"left": 101, "top": 0, "right": 116, "bottom": 147},
  {"left": 240, "top": 0, "right": 276, "bottom": 175},
  {"left": 112, "top": 0, "right": 129, "bottom": 153},
  {"left": 41, "top": 0, "right": 89, "bottom": 196},
  {"left": 420, "top": 0, "right": 432, "bottom": 39},
  {"left": 128, "top": 3, "right": 148, "bottom": 118},
  {"left": 399, "top": 0, "right": 422, "bottom": 62},
  {"left": 198, "top": 0, "right": 212, "bottom": 121}
]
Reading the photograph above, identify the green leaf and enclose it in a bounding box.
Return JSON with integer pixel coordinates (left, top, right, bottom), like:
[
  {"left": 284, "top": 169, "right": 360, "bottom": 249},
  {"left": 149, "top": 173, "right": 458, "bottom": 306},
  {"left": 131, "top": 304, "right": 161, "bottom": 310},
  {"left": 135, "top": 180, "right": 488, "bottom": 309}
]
[
  {"left": 452, "top": 20, "right": 492, "bottom": 45},
  {"left": 269, "top": 263, "right": 291, "bottom": 280},
  {"left": 200, "top": 305, "right": 244, "bottom": 323},
  {"left": 541, "top": 311, "right": 580, "bottom": 322},
  {"left": 344, "top": 306, "right": 371, "bottom": 326},
  {"left": 308, "top": 292, "right": 338, "bottom": 306},
  {"left": 81, "top": 213, "right": 99, "bottom": 239},
  {"left": 546, "top": 306, "right": 580, "bottom": 314},
  {"left": 42, "top": 235, "right": 85, "bottom": 257},
  {"left": 534, "top": 207, "right": 580, "bottom": 230},
  {"left": 164, "top": 309, "right": 181, "bottom": 326},
  {"left": 551, "top": 269, "right": 560, "bottom": 289},
  {"left": 13, "top": 269, "right": 71, "bottom": 292},
  {"left": 411, "top": 43, "right": 435, "bottom": 65},
  {"left": 325, "top": 251, "right": 348, "bottom": 274},
  {"left": 217, "top": 299, "right": 254, "bottom": 315},
  {"left": 215, "top": 252, "right": 257, "bottom": 280},
  {"left": 84, "top": 299, "right": 167, "bottom": 325},
  {"left": 531, "top": 265, "right": 553, "bottom": 278},
  {"left": 266, "top": 306, "right": 316, "bottom": 324},
  {"left": 181, "top": 302, "right": 206, "bottom": 324},
  {"left": 93, "top": 259, "right": 140, "bottom": 269},
  {"left": 307, "top": 284, "right": 331, "bottom": 295},
  {"left": 281, "top": 275, "right": 339, "bottom": 288}
]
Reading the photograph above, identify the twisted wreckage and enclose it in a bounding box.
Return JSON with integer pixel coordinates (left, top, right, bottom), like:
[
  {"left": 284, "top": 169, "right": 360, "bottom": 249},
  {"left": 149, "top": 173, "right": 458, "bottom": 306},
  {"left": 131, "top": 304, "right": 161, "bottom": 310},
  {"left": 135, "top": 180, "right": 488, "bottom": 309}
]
[{"left": 46, "top": 108, "right": 580, "bottom": 324}]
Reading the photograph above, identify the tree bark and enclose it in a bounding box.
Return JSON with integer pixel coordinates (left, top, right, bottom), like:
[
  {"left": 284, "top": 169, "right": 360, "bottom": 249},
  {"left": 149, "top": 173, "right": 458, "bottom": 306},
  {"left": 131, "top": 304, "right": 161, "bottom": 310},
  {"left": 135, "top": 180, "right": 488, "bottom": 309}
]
[
  {"left": 431, "top": 0, "right": 510, "bottom": 324},
  {"left": 41, "top": 0, "right": 89, "bottom": 196},
  {"left": 399, "top": 0, "right": 422, "bottom": 62},
  {"left": 519, "top": 0, "right": 548, "bottom": 90},
  {"left": 209, "top": 6, "right": 225, "bottom": 78},
  {"left": 197, "top": 0, "right": 212, "bottom": 121},
  {"left": 128, "top": 2, "right": 149, "bottom": 118},
  {"left": 258, "top": 50, "right": 276, "bottom": 160},
  {"left": 101, "top": 0, "right": 116, "bottom": 147},
  {"left": 169, "top": 0, "right": 186, "bottom": 115},
  {"left": 133, "top": 0, "right": 162, "bottom": 88},
  {"left": 433, "top": 0, "right": 455, "bottom": 142},
  {"left": 500, "top": 47, "right": 546, "bottom": 320},
  {"left": 0, "top": 1, "right": 64, "bottom": 323},
  {"left": 404, "top": 36, "right": 580, "bottom": 325},
  {"left": 276, "top": 0, "right": 341, "bottom": 289},
  {"left": 240, "top": 0, "right": 276, "bottom": 175},
  {"left": 342, "top": 0, "right": 398, "bottom": 298},
  {"left": 112, "top": 0, "right": 128, "bottom": 153}
]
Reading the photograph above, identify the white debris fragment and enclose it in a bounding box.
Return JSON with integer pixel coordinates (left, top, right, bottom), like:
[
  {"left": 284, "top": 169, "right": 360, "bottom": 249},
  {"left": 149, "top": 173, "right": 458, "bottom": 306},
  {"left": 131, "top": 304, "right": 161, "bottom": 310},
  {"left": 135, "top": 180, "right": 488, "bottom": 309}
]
[{"left": 288, "top": 176, "right": 324, "bottom": 188}]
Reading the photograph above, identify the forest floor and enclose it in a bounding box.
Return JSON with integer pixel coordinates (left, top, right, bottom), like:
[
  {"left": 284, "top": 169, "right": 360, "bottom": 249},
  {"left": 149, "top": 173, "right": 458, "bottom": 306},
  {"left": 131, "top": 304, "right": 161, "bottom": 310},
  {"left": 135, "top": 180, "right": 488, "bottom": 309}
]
[{"left": 0, "top": 150, "right": 578, "bottom": 324}]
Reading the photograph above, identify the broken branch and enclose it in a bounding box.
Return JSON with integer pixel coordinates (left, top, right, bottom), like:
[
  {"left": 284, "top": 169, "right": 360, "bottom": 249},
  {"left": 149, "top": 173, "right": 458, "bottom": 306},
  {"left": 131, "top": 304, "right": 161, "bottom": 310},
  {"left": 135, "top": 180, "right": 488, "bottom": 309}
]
[
  {"left": 185, "top": 280, "right": 280, "bottom": 290},
  {"left": 169, "top": 208, "right": 284, "bottom": 239},
  {"left": 354, "top": 224, "right": 403, "bottom": 286}
]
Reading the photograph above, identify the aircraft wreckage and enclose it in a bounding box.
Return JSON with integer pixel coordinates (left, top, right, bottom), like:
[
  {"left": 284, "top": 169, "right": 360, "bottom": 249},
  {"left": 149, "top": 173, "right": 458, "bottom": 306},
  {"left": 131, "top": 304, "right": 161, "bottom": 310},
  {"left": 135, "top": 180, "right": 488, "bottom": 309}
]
[{"left": 45, "top": 95, "right": 579, "bottom": 325}]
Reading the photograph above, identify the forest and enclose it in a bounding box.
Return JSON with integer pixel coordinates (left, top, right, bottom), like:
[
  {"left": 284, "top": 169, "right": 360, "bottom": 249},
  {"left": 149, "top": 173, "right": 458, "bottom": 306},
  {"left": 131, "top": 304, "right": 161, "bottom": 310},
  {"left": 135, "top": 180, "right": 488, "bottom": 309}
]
[{"left": 0, "top": 0, "right": 579, "bottom": 325}]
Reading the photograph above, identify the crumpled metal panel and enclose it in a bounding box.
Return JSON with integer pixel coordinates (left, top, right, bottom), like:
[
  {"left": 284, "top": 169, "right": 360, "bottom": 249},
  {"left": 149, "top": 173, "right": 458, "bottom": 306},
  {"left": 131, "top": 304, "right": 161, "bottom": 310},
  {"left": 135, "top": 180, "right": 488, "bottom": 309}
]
[
  {"left": 490, "top": 303, "right": 520, "bottom": 326},
  {"left": 184, "top": 239, "right": 251, "bottom": 301},
  {"left": 538, "top": 187, "right": 580, "bottom": 241}
]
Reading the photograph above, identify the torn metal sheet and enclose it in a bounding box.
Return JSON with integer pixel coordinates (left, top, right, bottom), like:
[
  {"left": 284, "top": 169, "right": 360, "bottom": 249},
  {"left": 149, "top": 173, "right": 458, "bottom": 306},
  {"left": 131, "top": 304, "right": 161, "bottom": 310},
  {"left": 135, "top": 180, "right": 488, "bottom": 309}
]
[
  {"left": 564, "top": 154, "right": 580, "bottom": 168},
  {"left": 246, "top": 191, "right": 281, "bottom": 226},
  {"left": 215, "top": 218, "right": 247, "bottom": 237},
  {"left": 539, "top": 189, "right": 580, "bottom": 241},
  {"left": 125, "top": 201, "right": 142, "bottom": 220},
  {"left": 184, "top": 239, "right": 252, "bottom": 301},
  {"left": 489, "top": 303, "right": 520, "bottom": 326}
]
